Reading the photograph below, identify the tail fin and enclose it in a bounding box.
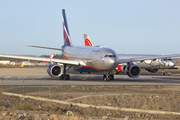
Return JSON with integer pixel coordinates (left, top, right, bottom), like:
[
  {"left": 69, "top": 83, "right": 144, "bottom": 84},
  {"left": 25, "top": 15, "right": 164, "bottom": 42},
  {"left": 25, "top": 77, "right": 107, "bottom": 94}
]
[
  {"left": 84, "top": 34, "right": 93, "bottom": 47},
  {"left": 50, "top": 54, "right": 55, "bottom": 59},
  {"left": 62, "top": 9, "right": 72, "bottom": 46}
]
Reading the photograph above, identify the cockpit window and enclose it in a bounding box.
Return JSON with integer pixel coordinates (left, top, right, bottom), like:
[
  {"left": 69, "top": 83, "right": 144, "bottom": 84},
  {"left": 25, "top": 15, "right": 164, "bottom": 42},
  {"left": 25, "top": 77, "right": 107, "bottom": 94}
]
[
  {"left": 162, "top": 58, "right": 172, "bottom": 61},
  {"left": 168, "top": 58, "right": 172, "bottom": 61},
  {"left": 104, "top": 55, "right": 116, "bottom": 57},
  {"left": 162, "top": 58, "right": 167, "bottom": 61}
]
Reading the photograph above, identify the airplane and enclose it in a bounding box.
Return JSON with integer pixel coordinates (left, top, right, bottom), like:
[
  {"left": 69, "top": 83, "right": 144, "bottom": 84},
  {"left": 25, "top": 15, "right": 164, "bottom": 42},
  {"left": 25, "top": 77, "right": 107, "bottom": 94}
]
[
  {"left": 0, "top": 9, "right": 180, "bottom": 82},
  {"left": 83, "top": 34, "right": 176, "bottom": 76}
]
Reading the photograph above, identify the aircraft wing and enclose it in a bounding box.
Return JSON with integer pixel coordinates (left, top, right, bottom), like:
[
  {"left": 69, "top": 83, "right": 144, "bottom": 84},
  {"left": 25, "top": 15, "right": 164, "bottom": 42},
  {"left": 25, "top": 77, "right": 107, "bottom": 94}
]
[
  {"left": 119, "top": 54, "right": 180, "bottom": 64},
  {"left": 0, "top": 54, "right": 86, "bottom": 66}
]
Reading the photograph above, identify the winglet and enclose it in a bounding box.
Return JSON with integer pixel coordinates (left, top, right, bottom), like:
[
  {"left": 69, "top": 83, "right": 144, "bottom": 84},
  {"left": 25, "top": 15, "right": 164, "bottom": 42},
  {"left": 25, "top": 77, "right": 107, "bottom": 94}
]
[{"left": 50, "top": 54, "right": 55, "bottom": 59}]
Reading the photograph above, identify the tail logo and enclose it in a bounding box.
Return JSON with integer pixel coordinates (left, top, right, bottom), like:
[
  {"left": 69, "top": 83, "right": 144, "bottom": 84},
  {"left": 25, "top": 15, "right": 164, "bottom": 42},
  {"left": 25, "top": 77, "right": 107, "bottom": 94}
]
[
  {"left": 50, "top": 54, "right": 55, "bottom": 59},
  {"left": 85, "top": 39, "right": 93, "bottom": 47},
  {"left": 62, "top": 9, "right": 72, "bottom": 46},
  {"left": 63, "top": 25, "right": 72, "bottom": 46}
]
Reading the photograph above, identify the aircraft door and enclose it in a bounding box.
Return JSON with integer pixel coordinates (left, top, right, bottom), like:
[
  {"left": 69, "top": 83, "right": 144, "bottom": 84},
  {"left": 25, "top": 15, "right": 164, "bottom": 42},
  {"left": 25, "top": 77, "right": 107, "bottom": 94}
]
[
  {"left": 151, "top": 59, "right": 160, "bottom": 66},
  {"left": 98, "top": 51, "right": 105, "bottom": 64}
]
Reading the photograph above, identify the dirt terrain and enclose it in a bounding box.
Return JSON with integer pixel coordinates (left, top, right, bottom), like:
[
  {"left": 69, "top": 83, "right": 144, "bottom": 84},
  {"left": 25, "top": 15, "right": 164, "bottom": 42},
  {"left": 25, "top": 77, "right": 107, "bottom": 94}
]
[{"left": 0, "top": 85, "right": 180, "bottom": 120}]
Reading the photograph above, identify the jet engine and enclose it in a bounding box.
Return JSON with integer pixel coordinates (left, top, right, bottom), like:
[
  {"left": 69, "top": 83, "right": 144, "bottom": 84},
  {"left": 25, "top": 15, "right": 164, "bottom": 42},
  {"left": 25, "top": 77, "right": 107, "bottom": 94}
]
[
  {"left": 145, "top": 69, "right": 158, "bottom": 73},
  {"left": 116, "top": 65, "right": 126, "bottom": 73},
  {"left": 47, "top": 64, "right": 62, "bottom": 77},
  {"left": 125, "top": 64, "right": 141, "bottom": 78},
  {"left": 116, "top": 64, "right": 141, "bottom": 78}
]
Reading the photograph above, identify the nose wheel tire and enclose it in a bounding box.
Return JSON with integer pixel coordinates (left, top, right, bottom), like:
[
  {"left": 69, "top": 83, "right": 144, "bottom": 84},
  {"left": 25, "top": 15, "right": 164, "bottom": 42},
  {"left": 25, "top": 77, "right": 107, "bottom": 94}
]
[
  {"left": 103, "top": 74, "right": 108, "bottom": 82},
  {"left": 103, "top": 74, "right": 114, "bottom": 82},
  {"left": 162, "top": 72, "right": 165, "bottom": 76},
  {"left": 161, "top": 69, "right": 165, "bottom": 76}
]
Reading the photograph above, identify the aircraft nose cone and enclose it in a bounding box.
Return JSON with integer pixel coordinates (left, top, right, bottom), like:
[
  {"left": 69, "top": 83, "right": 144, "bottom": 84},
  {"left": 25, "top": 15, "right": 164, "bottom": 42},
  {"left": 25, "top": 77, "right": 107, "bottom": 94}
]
[
  {"left": 109, "top": 59, "right": 115, "bottom": 63},
  {"left": 109, "top": 58, "right": 118, "bottom": 69},
  {"left": 169, "top": 61, "right": 175, "bottom": 67}
]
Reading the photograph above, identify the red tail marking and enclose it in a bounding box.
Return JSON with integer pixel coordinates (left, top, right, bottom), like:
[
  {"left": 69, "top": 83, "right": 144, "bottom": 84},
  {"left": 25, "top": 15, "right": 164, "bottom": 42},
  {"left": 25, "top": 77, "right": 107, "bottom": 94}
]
[
  {"left": 85, "top": 39, "right": 92, "bottom": 47},
  {"left": 50, "top": 54, "right": 55, "bottom": 59}
]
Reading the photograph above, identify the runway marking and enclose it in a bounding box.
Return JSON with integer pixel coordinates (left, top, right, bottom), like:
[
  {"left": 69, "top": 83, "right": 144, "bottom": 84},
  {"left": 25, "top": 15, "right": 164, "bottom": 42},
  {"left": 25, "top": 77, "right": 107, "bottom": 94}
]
[
  {"left": 3, "top": 92, "right": 180, "bottom": 116},
  {"left": 82, "top": 73, "right": 94, "bottom": 80}
]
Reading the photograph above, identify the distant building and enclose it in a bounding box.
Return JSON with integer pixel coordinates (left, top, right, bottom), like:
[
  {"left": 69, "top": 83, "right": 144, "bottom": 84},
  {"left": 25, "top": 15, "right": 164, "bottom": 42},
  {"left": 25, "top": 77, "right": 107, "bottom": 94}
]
[{"left": 0, "top": 60, "right": 11, "bottom": 65}]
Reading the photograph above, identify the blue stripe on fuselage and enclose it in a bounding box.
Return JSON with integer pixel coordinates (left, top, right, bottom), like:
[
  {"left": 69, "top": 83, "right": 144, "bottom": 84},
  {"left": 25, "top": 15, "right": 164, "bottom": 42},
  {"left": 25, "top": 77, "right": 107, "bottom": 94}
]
[{"left": 74, "top": 66, "right": 97, "bottom": 72}]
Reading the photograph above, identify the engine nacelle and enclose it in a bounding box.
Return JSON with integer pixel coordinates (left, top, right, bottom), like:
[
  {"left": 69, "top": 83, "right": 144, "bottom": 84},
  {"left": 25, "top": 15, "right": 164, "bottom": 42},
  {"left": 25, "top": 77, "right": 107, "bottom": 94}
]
[
  {"left": 47, "top": 64, "right": 62, "bottom": 77},
  {"left": 125, "top": 64, "right": 141, "bottom": 78},
  {"left": 116, "top": 65, "right": 126, "bottom": 73},
  {"left": 145, "top": 69, "right": 158, "bottom": 73}
]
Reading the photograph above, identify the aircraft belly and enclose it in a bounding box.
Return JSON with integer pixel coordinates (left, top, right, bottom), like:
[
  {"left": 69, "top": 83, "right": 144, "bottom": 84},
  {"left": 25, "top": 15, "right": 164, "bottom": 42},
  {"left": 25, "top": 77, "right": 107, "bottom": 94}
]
[{"left": 73, "top": 66, "right": 99, "bottom": 72}]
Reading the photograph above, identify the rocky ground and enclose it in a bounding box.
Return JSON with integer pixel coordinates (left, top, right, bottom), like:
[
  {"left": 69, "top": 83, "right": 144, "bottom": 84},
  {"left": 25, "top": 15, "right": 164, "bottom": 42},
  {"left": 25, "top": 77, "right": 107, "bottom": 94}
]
[{"left": 0, "top": 86, "right": 180, "bottom": 120}]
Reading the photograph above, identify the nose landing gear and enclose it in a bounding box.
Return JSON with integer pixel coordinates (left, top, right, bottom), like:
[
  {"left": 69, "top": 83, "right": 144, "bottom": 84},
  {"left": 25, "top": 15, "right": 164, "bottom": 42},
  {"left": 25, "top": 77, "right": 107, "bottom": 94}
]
[
  {"left": 103, "top": 73, "right": 114, "bottom": 82},
  {"left": 161, "top": 69, "right": 166, "bottom": 76}
]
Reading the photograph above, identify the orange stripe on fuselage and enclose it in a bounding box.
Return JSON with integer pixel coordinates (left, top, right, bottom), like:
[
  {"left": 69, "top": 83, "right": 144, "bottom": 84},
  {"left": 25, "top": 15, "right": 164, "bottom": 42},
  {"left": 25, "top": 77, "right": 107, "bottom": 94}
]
[
  {"left": 64, "top": 54, "right": 70, "bottom": 60},
  {"left": 63, "top": 46, "right": 70, "bottom": 60}
]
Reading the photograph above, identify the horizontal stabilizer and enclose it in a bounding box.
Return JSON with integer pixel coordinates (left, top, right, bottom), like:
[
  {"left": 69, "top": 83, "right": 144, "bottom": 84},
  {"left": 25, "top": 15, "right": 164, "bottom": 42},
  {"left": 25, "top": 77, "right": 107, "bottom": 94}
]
[{"left": 26, "top": 45, "right": 63, "bottom": 51}]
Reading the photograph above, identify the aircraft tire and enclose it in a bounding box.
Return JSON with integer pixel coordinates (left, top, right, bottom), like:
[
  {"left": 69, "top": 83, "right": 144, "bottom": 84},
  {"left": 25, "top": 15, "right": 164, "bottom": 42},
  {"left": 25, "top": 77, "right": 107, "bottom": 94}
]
[
  {"left": 103, "top": 74, "right": 107, "bottom": 82},
  {"left": 65, "top": 74, "right": 70, "bottom": 80},
  {"left": 59, "top": 75, "right": 64, "bottom": 80},
  {"left": 59, "top": 74, "right": 70, "bottom": 80},
  {"left": 162, "top": 72, "right": 165, "bottom": 76},
  {"left": 109, "top": 75, "right": 114, "bottom": 80}
]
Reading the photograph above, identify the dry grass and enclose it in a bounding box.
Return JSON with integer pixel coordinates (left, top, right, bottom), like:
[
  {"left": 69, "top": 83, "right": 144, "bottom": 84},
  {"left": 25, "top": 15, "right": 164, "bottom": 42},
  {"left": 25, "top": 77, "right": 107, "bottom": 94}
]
[{"left": 16, "top": 102, "right": 34, "bottom": 110}]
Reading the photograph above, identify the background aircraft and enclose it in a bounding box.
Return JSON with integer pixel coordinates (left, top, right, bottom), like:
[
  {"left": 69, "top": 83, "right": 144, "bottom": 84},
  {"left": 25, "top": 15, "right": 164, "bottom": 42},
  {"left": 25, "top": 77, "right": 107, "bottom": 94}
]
[
  {"left": 0, "top": 9, "right": 180, "bottom": 81},
  {"left": 83, "top": 34, "right": 176, "bottom": 75}
]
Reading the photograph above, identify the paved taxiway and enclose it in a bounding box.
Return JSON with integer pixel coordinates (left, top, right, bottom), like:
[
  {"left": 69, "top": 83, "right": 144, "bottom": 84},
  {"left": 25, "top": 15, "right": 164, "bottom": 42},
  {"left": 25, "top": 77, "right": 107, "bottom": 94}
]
[
  {"left": 0, "top": 67, "right": 180, "bottom": 94},
  {"left": 1, "top": 74, "right": 180, "bottom": 86}
]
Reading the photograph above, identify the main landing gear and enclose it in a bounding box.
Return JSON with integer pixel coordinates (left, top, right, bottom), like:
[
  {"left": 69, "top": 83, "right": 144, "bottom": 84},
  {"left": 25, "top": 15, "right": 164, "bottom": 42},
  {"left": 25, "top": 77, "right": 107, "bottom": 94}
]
[
  {"left": 162, "top": 71, "right": 165, "bottom": 76},
  {"left": 103, "top": 73, "right": 114, "bottom": 82},
  {"left": 59, "top": 74, "right": 70, "bottom": 80},
  {"left": 59, "top": 64, "right": 71, "bottom": 80}
]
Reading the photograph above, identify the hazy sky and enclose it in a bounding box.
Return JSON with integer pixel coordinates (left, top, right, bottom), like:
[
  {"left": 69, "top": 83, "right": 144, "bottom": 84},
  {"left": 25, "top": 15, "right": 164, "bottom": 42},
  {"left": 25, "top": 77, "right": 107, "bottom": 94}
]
[{"left": 0, "top": 0, "right": 180, "bottom": 56}]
